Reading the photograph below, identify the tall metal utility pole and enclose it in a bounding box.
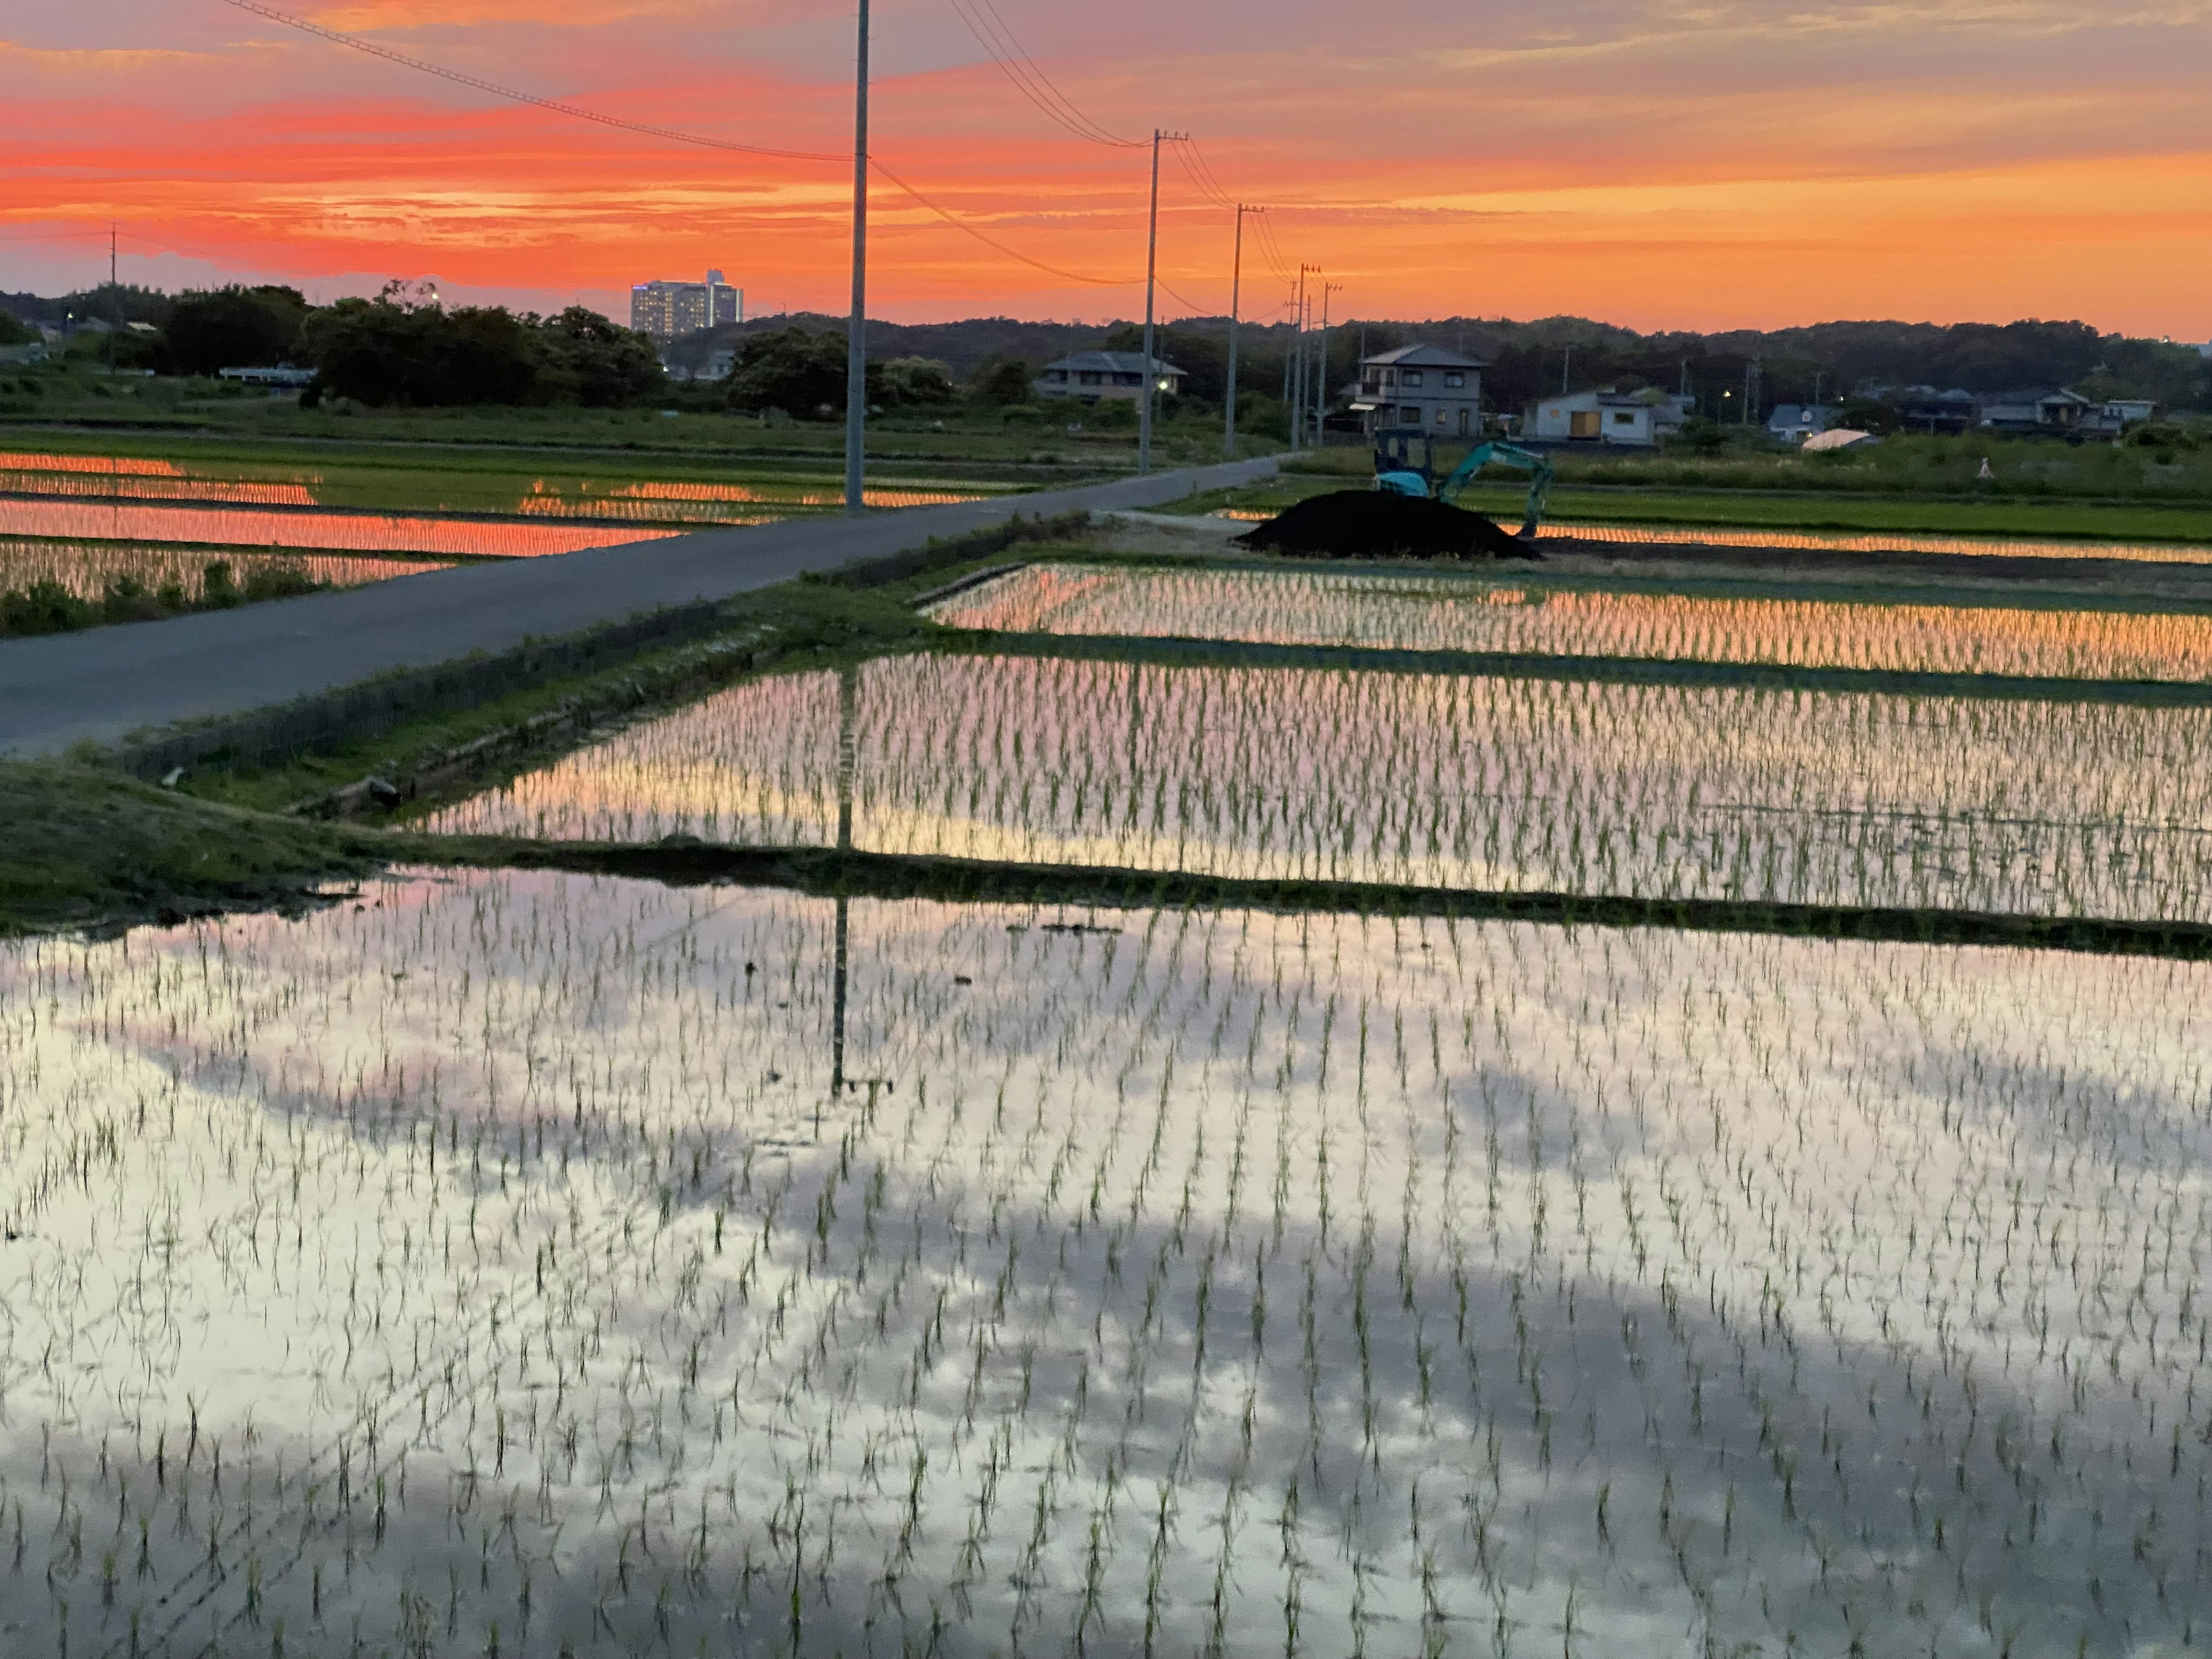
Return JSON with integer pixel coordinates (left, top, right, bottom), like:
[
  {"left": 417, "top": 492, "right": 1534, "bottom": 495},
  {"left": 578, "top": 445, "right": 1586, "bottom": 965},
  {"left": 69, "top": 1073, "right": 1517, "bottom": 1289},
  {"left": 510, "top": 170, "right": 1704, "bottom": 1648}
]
[
  {"left": 1138, "top": 131, "right": 1187, "bottom": 478},
  {"left": 1290, "top": 266, "right": 1313, "bottom": 451},
  {"left": 1224, "top": 203, "right": 1260, "bottom": 462},
  {"left": 1314, "top": 281, "right": 1341, "bottom": 448},
  {"left": 843, "top": 0, "right": 870, "bottom": 516},
  {"left": 1562, "top": 343, "right": 1572, "bottom": 394}
]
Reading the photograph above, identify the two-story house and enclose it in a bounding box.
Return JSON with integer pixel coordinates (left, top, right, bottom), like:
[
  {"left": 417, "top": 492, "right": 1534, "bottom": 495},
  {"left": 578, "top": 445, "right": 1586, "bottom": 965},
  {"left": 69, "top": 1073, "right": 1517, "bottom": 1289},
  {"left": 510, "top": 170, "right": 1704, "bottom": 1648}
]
[{"left": 1353, "top": 345, "right": 1487, "bottom": 437}]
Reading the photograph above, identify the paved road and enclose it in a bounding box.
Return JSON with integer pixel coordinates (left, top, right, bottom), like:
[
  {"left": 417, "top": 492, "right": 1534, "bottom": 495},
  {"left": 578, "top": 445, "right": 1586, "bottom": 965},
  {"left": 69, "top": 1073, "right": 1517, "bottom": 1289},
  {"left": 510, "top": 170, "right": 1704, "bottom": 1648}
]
[{"left": 0, "top": 456, "right": 1278, "bottom": 756}]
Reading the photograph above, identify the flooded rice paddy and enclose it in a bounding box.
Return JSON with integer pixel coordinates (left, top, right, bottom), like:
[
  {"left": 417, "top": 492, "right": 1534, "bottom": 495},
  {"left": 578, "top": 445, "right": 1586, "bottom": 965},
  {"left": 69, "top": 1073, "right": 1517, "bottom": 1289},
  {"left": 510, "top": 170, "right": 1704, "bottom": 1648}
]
[
  {"left": 5, "top": 869, "right": 2209, "bottom": 1657},
  {"left": 431, "top": 653, "right": 2212, "bottom": 923},
  {"left": 935, "top": 563, "right": 2212, "bottom": 682},
  {"left": 0, "top": 499, "right": 687, "bottom": 560}
]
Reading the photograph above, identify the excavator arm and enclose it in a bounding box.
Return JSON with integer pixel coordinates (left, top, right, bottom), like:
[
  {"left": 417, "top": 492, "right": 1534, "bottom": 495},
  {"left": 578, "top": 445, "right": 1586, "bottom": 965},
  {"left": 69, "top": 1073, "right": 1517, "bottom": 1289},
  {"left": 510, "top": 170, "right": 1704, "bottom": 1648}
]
[{"left": 1434, "top": 441, "right": 1554, "bottom": 539}]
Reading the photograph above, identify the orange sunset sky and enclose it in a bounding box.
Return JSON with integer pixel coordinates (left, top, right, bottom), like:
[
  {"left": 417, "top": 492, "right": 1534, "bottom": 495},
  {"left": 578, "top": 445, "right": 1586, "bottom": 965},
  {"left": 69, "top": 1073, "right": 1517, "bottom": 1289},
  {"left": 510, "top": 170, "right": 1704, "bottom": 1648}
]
[{"left": 3, "top": 1, "right": 2209, "bottom": 336}]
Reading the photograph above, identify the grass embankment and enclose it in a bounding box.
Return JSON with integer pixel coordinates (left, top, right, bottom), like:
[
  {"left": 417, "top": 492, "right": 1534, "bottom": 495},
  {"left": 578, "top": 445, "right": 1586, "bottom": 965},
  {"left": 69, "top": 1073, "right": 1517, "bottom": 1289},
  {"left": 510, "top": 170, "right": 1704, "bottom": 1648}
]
[
  {"left": 178, "top": 578, "right": 942, "bottom": 815},
  {"left": 0, "top": 399, "right": 1253, "bottom": 475},
  {"left": 1176, "top": 475, "right": 2212, "bottom": 543},
  {"left": 0, "top": 760, "right": 385, "bottom": 936}
]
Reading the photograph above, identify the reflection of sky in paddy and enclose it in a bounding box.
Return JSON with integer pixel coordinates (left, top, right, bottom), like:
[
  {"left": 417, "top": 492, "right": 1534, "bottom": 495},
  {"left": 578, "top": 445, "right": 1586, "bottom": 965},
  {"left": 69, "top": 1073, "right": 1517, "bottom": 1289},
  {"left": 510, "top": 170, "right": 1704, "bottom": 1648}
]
[
  {"left": 433, "top": 654, "right": 2212, "bottom": 923},
  {"left": 0, "top": 498, "right": 685, "bottom": 557},
  {"left": 2, "top": 870, "right": 2206, "bottom": 1656},
  {"left": 937, "top": 560, "right": 2212, "bottom": 681}
]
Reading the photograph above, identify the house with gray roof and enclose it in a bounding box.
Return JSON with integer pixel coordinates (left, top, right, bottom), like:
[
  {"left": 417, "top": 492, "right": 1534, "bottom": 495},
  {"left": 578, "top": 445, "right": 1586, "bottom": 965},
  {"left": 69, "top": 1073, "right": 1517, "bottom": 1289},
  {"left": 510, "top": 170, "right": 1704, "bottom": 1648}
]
[
  {"left": 1352, "top": 344, "right": 1488, "bottom": 438},
  {"left": 1034, "top": 351, "right": 1184, "bottom": 404}
]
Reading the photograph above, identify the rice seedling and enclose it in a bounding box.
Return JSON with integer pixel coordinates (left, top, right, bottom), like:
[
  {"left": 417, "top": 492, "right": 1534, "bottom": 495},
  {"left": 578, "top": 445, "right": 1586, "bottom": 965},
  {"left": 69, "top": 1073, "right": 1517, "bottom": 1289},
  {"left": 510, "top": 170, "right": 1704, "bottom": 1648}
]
[
  {"left": 2, "top": 869, "right": 2206, "bottom": 1654},
  {"left": 431, "top": 651, "right": 2212, "bottom": 922},
  {"left": 514, "top": 480, "right": 997, "bottom": 522},
  {"left": 1544, "top": 521, "right": 2212, "bottom": 565},
  {"left": 0, "top": 539, "right": 445, "bottom": 604},
  {"left": 937, "top": 562, "right": 2212, "bottom": 683}
]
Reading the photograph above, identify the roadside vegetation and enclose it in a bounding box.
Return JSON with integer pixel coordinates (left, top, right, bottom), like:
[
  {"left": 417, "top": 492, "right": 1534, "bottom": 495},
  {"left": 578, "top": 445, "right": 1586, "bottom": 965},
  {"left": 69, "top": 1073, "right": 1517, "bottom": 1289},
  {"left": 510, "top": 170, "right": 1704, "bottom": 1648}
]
[{"left": 0, "top": 556, "right": 328, "bottom": 639}]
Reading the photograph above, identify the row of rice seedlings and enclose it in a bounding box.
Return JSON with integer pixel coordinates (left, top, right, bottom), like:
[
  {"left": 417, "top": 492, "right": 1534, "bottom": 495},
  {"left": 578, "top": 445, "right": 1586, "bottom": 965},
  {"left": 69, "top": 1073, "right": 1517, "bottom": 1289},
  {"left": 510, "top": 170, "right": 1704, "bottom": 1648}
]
[
  {"left": 2, "top": 870, "right": 2205, "bottom": 1654},
  {"left": 517, "top": 480, "right": 995, "bottom": 521},
  {"left": 0, "top": 499, "right": 688, "bottom": 559},
  {"left": 1546, "top": 521, "right": 2212, "bottom": 566},
  {"left": 937, "top": 562, "right": 2212, "bottom": 683},
  {"left": 431, "top": 653, "right": 2212, "bottom": 922},
  {"left": 0, "top": 450, "right": 195, "bottom": 479},
  {"left": 0, "top": 469, "right": 317, "bottom": 506},
  {"left": 0, "top": 539, "right": 446, "bottom": 603}
]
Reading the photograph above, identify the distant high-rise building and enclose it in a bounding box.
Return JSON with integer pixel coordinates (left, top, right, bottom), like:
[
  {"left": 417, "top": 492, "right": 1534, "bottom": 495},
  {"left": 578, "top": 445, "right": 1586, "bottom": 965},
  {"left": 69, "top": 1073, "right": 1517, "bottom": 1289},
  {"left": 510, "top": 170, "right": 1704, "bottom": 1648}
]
[{"left": 631, "top": 269, "right": 744, "bottom": 341}]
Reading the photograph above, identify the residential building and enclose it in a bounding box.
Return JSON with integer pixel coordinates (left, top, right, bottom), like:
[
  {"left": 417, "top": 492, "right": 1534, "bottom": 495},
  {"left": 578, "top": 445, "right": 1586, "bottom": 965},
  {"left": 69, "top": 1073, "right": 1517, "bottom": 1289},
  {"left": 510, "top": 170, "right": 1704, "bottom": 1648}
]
[
  {"left": 1530, "top": 388, "right": 1684, "bottom": 447},
  {"left": 1979, "top": 388, "right": 2151, "bottom": 437},
  {"left": 1767, "top": 404, "right": 1844, "bottom": 445},
  {"left": 1892, "top": 387, "right": 1981, "bottom": 434},
  {"left": 631, "top": 270, "right": 744, "bottom": 342},
  {"left": 1033, "top": 351, "right": 1184, "bottom": 404},
  {"left": 0, "top": 341, "right": 47, "bottom": 367},
  {"left": 1351, "top": 344, "right": 1487, "bottom": 437}
]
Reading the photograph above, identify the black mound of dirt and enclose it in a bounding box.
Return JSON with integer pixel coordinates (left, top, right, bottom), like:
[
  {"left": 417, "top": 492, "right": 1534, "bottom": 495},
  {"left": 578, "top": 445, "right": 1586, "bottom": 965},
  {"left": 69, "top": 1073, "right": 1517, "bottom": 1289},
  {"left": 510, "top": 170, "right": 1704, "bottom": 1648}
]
[{"left": 1235, "top": 490, "right": 1540, "bottom": 560}]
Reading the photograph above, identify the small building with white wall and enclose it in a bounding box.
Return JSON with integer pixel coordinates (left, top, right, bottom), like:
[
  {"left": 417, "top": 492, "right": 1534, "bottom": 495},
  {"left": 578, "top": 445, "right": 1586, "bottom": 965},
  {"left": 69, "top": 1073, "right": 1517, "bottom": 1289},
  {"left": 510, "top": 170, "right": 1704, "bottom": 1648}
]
[{"left": 1531, "top": 389, "right": 1680, "bottom": 446}]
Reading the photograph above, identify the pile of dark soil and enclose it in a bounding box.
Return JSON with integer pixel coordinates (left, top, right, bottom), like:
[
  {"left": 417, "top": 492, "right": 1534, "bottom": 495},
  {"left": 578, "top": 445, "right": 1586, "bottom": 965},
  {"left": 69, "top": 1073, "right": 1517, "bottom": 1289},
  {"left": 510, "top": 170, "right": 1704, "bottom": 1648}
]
[{"left": 1236, "top": 491, "right": 1539, "bottom": 560}]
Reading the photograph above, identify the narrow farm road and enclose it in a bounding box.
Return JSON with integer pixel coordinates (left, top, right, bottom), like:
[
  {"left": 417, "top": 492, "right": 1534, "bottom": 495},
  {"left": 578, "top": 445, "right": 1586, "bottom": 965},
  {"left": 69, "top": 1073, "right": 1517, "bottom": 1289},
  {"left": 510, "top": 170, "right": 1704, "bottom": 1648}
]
[{"left": 0, "top": 456, "right": 1278, "bottom": 756}]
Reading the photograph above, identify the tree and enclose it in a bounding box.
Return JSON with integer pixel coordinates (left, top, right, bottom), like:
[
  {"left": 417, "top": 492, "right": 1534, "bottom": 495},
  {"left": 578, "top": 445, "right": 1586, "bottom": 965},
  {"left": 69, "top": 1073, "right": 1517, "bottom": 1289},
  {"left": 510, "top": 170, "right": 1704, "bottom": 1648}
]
[
  {"left": 724, "top": 328, "right": 853, "bottom": 418},
  {"left": 164, "top": 286, "right": 308, "bottom": 376},
  {"left": 539, "top": 306, "right": 664, "bottom": 407},
  {"left": 967, "top": 356, "right": 1035, "bottom": 406},
  {"left": 877, "top": 357, "right": 955, "bottom": 408},
  {"left": 0, "top": 310, "right": 35, "bottom": 347},
  {"left": 1835, "top": 395, "right": 1902, "bottom": 435}
]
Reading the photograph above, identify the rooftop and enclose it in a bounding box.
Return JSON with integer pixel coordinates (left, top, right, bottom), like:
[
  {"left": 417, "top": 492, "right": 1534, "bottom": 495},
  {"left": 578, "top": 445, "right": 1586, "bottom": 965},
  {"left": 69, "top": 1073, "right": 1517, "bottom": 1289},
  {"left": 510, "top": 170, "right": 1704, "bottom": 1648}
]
[
  {"left": 1362, "top": 344, "right": 1489, "bottom": 371},
  {"left": 1042, "top": 351, "right": 1184, "bottom": 375}
]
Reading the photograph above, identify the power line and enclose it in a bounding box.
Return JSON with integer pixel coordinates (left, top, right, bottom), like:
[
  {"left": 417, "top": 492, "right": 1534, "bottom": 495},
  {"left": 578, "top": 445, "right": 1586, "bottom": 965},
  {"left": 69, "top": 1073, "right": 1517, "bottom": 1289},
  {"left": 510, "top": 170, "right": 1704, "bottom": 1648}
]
[
  {"left": 217, "top": 0, "right": 844, "bottom": 162},
  {"left": 217, "top": 0, "right": 1145, "bottom": 290},
  {"left": 943, "top": 0, "right": 1141, "bottom": 149},
  {"left": 869, "top": 160, "right": 1134, "bottom": 287}
]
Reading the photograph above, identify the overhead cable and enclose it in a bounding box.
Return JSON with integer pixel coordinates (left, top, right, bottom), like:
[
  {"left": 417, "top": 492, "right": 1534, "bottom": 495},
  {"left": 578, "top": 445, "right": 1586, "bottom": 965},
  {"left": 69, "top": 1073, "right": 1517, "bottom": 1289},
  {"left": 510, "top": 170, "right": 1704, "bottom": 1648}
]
[
  {"left": 944, "top": 0, "right": 1143, "bottom": 149},
  {"left": 217, "top": 0, "right": 1143, "bottom": 289},
  {"left": 217, "top": 0, "right": 845, "bottom": 162}
]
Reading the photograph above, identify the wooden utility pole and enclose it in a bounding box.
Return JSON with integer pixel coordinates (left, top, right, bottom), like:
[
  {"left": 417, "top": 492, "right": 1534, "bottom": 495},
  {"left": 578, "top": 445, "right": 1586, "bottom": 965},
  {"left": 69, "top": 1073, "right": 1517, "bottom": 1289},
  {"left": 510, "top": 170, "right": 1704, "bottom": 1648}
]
[
  {"left": 1224, "top": 204, "right": 1260, "bottom": 461},
  {"left": 1138, "top": 132, "right": 1187, "bottom": 477}
]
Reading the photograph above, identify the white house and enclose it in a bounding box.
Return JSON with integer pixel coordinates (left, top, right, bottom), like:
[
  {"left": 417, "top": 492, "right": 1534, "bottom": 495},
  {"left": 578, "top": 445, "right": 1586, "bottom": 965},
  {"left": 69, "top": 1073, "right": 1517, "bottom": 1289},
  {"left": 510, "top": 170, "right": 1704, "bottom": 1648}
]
[
  {"left": 1531, "top": 389, "right": 1682, "bottom": 446},
  {"left": 1034, "top": 351, "right": 1184, "bottom": 404},
  {"left": 1353, "top": 345, "right": 1487, "bottom": 437}
]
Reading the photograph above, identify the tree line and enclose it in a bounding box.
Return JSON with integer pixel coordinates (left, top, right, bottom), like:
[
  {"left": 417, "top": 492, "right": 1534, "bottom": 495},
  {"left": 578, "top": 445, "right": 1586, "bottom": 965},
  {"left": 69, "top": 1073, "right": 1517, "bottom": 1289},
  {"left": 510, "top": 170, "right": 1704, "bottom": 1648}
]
[{"left": 5, "top": 281, "right": 2204, "bottom": 416}]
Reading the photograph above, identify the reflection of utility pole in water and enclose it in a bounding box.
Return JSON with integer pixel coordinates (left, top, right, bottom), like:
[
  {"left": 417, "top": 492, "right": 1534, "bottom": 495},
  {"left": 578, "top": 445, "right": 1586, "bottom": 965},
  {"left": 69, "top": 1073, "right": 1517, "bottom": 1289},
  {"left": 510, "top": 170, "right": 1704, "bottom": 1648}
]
[{"left": 825, "top": 665, "right": 858, "bottom": 1130}]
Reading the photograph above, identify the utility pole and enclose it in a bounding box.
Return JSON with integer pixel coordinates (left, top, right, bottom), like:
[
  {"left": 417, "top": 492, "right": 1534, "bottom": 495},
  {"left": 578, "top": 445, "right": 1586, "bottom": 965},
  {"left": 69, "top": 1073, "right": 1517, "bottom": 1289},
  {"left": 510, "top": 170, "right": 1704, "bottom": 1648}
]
[
  {"left": 1315, "top": 281, "right": 1341, "bottom": 448},
  {"left": 107, "top": 223, "right": 118, "bottom": 375},
  {"left": 842, "top": 0, "right": 870, "bottom": 516},
  {"left": 1562, "top": 343, "right": 1571, "bottom": 394},
  {"left": 1224, "top": 204, "right": 1260, "bottom": 462},
  {"left": 1138, "top": 131, "right": 1187, "bottom": 478},
  {"left": 1291, "top": 266, "right": 1315, "bottom": 451}
]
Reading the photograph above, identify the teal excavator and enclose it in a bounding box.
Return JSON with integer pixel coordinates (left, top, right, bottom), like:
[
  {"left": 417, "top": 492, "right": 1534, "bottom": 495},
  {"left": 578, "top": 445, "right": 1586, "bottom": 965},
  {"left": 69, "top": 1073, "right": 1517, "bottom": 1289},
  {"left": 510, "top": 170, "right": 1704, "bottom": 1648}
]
[{"left": 1373, "top": 429, "right": 1554, "bottom": 539}]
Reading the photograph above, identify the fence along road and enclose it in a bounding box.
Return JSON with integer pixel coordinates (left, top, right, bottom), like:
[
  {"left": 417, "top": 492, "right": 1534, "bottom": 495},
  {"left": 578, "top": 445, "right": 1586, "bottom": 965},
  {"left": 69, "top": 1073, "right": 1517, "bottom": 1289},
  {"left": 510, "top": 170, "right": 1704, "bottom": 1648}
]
[{"left": 0, "top": 457, "right": 1278, "bottom": 757}]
